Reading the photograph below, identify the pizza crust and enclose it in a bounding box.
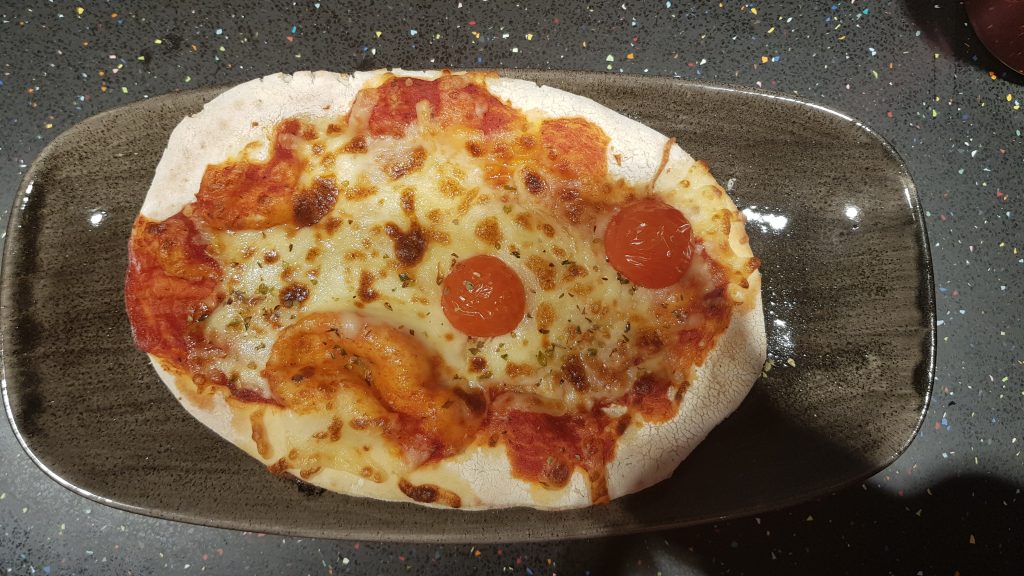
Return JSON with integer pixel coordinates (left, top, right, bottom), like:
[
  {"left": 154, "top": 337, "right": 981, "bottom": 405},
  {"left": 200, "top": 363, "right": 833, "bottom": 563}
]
[{"left": 142, "top": 69, "right": 766, "bottom": 510}]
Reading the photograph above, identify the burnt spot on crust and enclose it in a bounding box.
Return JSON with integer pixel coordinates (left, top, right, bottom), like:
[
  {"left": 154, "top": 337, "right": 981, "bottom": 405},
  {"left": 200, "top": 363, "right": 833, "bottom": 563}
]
[
  {"left": 279, "top": 283, "right": 309, "bottom": 308},
  {"left": 358, "top": 270, "right": 378, "bottom": 302},
  {"left": 523, "top": 169, "right": 548, "bottom": 195},
  {"left": 293, "top": 177, "right": 339, "bottom": 227},
  {"left": 385, "top": 222, "right": 428, "bottom": 266},
  {"left": 560, "top": 354, "right": 588, "bottom": 391},
  {"left": 398, "top": 478, "right": 462, "bottom": 508},
  {"left": 474, "top": 216, "right": 503, "bottom": 248}
]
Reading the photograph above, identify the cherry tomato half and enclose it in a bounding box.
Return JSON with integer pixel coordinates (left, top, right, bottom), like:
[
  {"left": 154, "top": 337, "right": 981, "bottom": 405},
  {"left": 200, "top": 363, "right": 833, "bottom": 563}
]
[
  {"left": 441, "top": 255, "right": 526, "bottom": 337},
  {"left": 603, "top": 199, "right": 694, "bottom": 289}
]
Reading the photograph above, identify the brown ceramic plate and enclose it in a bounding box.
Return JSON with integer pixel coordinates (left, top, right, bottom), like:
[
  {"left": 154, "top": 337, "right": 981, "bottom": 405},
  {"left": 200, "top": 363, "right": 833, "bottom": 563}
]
[{"left": 1, "top": 71, "right": 934, "bottom": 543}]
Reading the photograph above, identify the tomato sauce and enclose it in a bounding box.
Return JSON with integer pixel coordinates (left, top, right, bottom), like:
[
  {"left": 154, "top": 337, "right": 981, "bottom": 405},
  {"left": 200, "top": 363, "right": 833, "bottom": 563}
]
[
  {"left": 367, "top": 77, "right": 442, "bottom": 137},
  {"left": 539, "top": 118, "right": 610, "bottom": 184},
  {"left": 438, "top": 81, "right": 518, "bottom": 134},
  {"left": 194, "top": 118, "right": 335, "bottom": 230},
  {"left": 366, "top": 75, "right": 522, "bottom": 137},
  {"left": 669, "top": 253, "right": 735, "bottom": 370},
  {"left": 488, "top": 406, "right": 624, "bottom": 502},
  {"left": 625, "top": 374, "right": 680, "bottom": 423},
  {"left": 124, "top": 213, "right": 222, "bottom": 368}
]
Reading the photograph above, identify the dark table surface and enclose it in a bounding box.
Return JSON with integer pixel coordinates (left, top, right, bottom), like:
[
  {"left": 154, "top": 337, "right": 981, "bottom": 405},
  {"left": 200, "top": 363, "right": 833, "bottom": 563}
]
[{"left": 1, "top": 1, "right": 1021, "bottom": 574}]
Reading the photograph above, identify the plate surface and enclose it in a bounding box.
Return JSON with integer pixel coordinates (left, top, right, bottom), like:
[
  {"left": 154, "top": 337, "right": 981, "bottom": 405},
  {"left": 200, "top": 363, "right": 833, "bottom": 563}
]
[{"left": 1, "top": 70, "right": 934, "bottom": 543}]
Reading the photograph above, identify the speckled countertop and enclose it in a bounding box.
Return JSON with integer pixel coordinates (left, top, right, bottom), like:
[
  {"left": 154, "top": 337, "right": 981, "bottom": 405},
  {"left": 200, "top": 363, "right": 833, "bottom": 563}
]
[{"left": 0, "top": 1, "right": 1020, "bottom": 574}]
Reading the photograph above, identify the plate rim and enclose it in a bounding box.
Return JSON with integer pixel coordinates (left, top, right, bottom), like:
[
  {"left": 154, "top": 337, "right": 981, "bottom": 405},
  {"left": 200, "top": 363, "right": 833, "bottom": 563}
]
[{"left": 1, "top": 69, "right": 936, "bottom": 543}]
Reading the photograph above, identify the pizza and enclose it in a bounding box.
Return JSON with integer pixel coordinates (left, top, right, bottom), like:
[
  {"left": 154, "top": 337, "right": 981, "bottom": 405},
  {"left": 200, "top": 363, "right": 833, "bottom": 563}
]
[{"left": 125, "top": 70, "right": 766, "bottom": 510}]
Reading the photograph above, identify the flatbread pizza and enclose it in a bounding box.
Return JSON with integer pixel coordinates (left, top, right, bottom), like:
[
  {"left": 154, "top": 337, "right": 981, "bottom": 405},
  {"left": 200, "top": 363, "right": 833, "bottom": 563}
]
[{"left": 125, "top": 69, "right": 766, "bottom": 510}]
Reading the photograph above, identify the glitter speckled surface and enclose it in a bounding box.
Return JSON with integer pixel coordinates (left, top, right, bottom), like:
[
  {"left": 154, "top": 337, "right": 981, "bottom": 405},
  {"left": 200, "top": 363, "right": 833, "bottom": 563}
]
[{"left": 1, "top": 1, "right": 1020, "bottom": 574}]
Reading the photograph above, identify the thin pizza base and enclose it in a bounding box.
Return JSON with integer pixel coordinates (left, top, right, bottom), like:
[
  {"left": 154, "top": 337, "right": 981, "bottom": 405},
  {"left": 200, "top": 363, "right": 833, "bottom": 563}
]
[{"left": 143, "top": 70, "right": 766, "bottom": 510}]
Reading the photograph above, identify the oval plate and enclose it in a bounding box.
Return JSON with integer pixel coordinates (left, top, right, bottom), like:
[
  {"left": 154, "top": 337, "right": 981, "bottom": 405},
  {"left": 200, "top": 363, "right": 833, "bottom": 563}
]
[{"left": 1, "top": 70, "right": 934, "bottom": 543}]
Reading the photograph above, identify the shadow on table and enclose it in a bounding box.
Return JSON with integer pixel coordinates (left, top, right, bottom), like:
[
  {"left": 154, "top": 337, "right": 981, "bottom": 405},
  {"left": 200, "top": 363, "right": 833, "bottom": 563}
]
[
  {"left": 903, "top": 0, "right": 1023, "bottom": 83},
  {"left": 577, "top": 472, "right": 1023, "bottom": 575}
]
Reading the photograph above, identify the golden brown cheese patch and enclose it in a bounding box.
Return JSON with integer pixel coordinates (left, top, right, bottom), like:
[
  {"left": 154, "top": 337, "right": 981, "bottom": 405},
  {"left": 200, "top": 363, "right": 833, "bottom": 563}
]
[
  {"left": 385, "top": 223, "right": 428, "bottom": 266},
  {"left": 357, "top": 271, "right": 378, "bottom": 303},
  {"left": 360, "top": 466, "right": 387, "bottom": 483},
  {"left": 341, "top": 135, "right": 367, "bottom": 153},
  {"left": 526, "top": 255, "right": 557, "bottom": 291},
  {"left": 343, "top": 184, "right": 377, "bottom": 201},
  {"left": 474, "top": 216, "right": 503, "bottom": 248},
  {"left": 535, "top": 302, "right": 556, "bottom": 333},
  {"left": 294, "top": 177, "right": 339, "bottom": 227},
  {"left": 523, "top": 169, "right": 548, "bottom": 195},
  {"left": 398, "top": 478, "right": 462, "bottom": 508},
  {"left": 250, "top": 409, "right": 273, "bottom": 458},
  {"left": 382, "top": 147, "right": 427, "bottom": 180},
  {"left": 312, "top": 416, "right": 345, "bottom": 442}
]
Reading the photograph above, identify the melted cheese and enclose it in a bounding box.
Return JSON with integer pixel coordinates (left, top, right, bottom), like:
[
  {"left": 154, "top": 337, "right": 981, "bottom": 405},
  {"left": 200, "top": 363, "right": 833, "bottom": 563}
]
[
  {"left": 201, "top": 114, "right": 714, "bottom": 416},
  {"left": 141, "top": 72, "right": 762, "bottom": 506}
]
